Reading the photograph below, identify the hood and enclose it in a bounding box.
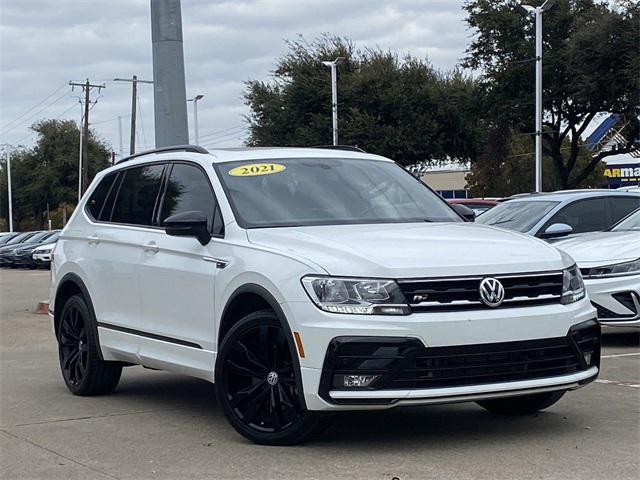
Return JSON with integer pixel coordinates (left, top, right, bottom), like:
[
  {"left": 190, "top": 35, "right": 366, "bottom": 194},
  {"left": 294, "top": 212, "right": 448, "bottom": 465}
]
[
  {"left": 33, "top": 242, "right": 56, "bottom": 252},
  {"left": 555, "top": 231, "right": 640, "bottom": 267},
  {"left": 247, "top": 222, "right": 566, "bottom": 278}
]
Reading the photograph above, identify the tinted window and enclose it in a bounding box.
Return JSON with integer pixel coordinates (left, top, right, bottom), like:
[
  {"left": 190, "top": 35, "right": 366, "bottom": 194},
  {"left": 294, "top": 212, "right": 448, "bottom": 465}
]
[
  {"left": 86, "top": 172, "right": 117, "bottom": 220},
  {"left": 111, "top": 165, "right": 164, "bottom": 226},
  {"left": 215, "top": 158, "right": 461, "bottom": 228},
  {"left": 612, "top": 209, "right": 640, "bottom": 231},
  {"left": 2, "top": 232, "right": 35, "bottom": 245},
  {"left": 476, "top": 201, "right": 559, "bottom": 232},
  {"left": 160, "top": 163, "right": 222, "bottom": 234},
  {"left": 545, "top": 198, "right": 607, "bottom": 234},
  {"left": 609, "top": 196, "right": 640, "bottom": 225}
]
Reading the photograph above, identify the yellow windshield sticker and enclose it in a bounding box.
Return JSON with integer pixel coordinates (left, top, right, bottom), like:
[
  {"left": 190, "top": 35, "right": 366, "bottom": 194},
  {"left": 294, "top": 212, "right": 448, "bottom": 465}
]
[{"left": 228, "top": 163, "right": 286, "bottom": 177}]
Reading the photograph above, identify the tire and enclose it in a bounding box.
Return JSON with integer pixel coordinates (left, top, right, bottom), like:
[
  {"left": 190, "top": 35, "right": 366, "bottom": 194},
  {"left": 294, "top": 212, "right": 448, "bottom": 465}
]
[
  {"left": 57, "top": 294, "right": 122, "bottom": 396},
  {"left": 215, "top": 310, "right": 330, "bottom": 445},
  {"left": 476, "top": 390, "right": 566, "bottom": 414}
]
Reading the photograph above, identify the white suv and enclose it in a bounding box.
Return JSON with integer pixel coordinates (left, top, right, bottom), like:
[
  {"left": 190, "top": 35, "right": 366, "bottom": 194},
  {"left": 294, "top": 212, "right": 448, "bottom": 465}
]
[{"left": 50, "top": 145, "right": 600, "bottom": 445}]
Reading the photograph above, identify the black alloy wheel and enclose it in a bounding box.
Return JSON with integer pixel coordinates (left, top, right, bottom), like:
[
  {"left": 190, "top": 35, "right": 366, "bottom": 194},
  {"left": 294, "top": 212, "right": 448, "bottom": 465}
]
[
  {"left": 216, "top": 310, "right": 329, "bottom": 445},
  {"left": 57, "top": 294, "right": 122, "bottom": 396},
  {"left": 59, "top": 303, "right": 89, "bottom": 387}
]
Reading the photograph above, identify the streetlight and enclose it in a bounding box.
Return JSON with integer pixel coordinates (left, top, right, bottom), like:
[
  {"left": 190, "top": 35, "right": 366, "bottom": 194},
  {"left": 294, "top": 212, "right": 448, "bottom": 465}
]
[
  {"left": 1, "top": 144, "right": 14, "bottom": 232},
  {"left": 188, "top": 94, "right": 204, "bottom": 145},
  {"left": 322, "top": 57, "right": 345, "bottom": 146},
  {"left": 521, "top": 0, "right": 556, "bottom": 192}
]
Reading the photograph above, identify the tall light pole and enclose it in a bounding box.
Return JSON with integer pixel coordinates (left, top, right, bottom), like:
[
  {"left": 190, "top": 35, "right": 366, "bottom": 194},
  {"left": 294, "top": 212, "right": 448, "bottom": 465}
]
[
  {"left": 187, "top": 94, "right": 204, "bottom": 145},
  {"left": 521, "top": 0, "right": 556, "bottom": 192},
  {"left": 1, "top": 145, "right": 14, "bottom": 232},
  {"left": 322, "top": 57, "right": 344, "bottom": 146}
]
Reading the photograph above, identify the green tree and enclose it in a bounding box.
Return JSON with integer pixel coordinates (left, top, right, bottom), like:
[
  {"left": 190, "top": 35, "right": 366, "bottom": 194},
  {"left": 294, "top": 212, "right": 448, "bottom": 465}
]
[
  {"left": 464, "top": 0, "right": 640, "bottom": 189},
  {"left": 244, "top": 35, "right": 482, "bottom": 166},
  {"left": 0, "top": 119, "right": 111, "bottom": 230}
]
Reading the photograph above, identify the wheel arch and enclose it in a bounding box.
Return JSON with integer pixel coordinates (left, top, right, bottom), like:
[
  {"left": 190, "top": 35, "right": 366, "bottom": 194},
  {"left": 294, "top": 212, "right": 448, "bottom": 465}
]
[
  {"left": 53, "top": 273, "right": 104, "bottom": 360},
  {"left": 217, "top": 283, "right": 307, "bottom": 409}
]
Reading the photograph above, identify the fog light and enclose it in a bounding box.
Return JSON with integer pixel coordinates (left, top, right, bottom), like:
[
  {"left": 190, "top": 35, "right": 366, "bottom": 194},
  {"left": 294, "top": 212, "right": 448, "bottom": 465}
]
[
  {"left": 583, "top": 352, "right": 592, "bottom": 365},
  {"left": 336, "top": 374, "right": 380, "bottom": 388}
]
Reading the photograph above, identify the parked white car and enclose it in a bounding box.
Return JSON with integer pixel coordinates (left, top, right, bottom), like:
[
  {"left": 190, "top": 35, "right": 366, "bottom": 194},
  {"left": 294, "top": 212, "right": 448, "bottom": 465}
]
[
  {"left": 50, "top": 145, "right": 600, "bottom": 445},
  {"left": 32, "top": 241, "right": 57, "bottom": 267},
  {"left": 556, "top": 209, "right": 640, "bottom": 327}
]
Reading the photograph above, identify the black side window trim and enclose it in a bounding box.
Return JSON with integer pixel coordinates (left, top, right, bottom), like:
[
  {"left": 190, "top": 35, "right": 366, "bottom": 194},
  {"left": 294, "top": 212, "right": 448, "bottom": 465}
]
[{"left": 156, "top": 160, "right": 225, "bottom": 237}]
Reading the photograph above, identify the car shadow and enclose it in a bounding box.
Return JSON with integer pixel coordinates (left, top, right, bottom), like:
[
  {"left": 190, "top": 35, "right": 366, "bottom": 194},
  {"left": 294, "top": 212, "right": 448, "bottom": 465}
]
[
  {"left": 601, "top": 328, "right": 640, "bottom": 348},
  {"left": 111, "top": 368, "right": 590, "bottom": 448}
]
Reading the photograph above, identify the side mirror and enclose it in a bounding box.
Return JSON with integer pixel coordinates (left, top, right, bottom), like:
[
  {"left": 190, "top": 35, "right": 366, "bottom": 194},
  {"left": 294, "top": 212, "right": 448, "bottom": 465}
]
[
  {"left": 452, "top": 204, "right": 476, "bottom": 222},
  {"left": 164, "top": 211, "right": 211, "bottom": 246},
  {"left": 541, "top": 223, "right": 573, "bottom": 239}
]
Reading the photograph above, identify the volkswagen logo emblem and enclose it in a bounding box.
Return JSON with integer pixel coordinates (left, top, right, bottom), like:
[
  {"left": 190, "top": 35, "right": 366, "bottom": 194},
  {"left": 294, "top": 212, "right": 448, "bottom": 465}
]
[
  {"left": 479, "top": 277, "right": 505, "bottom": 307},
  {"left": 266, "top": 371, "right": 279, "bottom": 386}
]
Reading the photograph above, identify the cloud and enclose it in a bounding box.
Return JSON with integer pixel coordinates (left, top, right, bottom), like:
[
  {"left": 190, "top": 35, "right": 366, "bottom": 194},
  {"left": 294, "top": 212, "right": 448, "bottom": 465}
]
[{"left": 0, "top": 0, "right": 468, "bottom": 154}]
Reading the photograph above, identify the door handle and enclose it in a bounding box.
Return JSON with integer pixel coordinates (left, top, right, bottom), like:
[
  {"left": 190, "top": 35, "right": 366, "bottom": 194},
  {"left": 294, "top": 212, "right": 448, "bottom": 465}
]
[
  {"left": 143, "top": 241, "right": 159, "bottom": 253},
  {"left": 88, "top": 234, "right": 100, "bottom": 245}
]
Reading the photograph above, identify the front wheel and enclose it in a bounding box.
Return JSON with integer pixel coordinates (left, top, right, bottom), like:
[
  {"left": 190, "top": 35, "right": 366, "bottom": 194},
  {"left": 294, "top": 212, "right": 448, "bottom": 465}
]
[
  {"left": 476, "top": 390, "right": 566, "bottom": 414},
  {"left": 215, "top": 310, "right": 329, "bottom": 445}
]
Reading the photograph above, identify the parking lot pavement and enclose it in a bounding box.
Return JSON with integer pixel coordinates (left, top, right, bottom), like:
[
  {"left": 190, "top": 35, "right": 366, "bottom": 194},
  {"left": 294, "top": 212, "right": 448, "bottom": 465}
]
[{"left": 0, "top": 269, "right": 638, "bottom": 480}]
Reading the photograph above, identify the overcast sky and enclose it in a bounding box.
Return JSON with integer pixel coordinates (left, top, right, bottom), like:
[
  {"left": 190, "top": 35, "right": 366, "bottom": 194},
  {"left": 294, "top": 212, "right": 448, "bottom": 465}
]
[{"left": 0, "top": 0, "right": 470, "bottom": 157}]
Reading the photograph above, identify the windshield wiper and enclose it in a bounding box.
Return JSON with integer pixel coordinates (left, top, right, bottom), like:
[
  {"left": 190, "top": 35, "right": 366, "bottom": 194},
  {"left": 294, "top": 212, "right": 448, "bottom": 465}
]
[{"left": 490, "top": 217, "right": 517, "bottom": 225}]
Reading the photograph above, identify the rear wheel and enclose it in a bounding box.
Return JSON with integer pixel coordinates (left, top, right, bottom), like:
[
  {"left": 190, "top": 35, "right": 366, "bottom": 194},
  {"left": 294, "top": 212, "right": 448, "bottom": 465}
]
[
  {"left": 476, "top": 390, "right": 566, "bottom": 414},
  {"left": 58, "top": 294, "right": 122, "bottom": 395},
  {"left": 215, "top": 310, "right": 329, "bottom": 445}
]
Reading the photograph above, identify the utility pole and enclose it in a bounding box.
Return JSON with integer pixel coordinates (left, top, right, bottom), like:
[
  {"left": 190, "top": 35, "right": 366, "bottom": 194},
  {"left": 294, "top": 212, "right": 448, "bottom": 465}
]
[
  {"left": 69, "top": 79, "right": 105, "bottom": 195},
  {"left": 187, "top": 94, "right": 204, "bottom": 144},
  {"left": 151, "top": 0, "right": 189, "bottom": 147},
  {"left": 322, "top": 57, "right": 344, "bottom": 146},
  {"left": 521, "top": 0, "right": 556, "bottom": 192},
  {"left": 114, "top": 76, "right": 153, "bottom": 155}
]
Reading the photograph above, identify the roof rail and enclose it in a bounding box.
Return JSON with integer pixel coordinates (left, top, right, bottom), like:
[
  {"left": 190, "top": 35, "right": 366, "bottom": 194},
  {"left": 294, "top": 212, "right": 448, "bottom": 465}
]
[
  {"left": 117, "top": 145, "right": 209, "bottom": 164},
  {"left": 312, "top": 145, "right": 366, "bottom": 153}
]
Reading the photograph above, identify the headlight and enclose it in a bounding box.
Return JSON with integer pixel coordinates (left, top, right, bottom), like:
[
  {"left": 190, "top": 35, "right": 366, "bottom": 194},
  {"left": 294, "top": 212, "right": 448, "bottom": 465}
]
[
  {"left": 561, "top": 265, "right": 586, "bottom": 304},
  {"left": 37, "top": 248, "right": 53, "bottom": 254},
  {"left": 301, "top": 276, "right": 410, "bottom": 315},
  {"left": 583, "top": 258, "right": 640, "bottom": 278}
]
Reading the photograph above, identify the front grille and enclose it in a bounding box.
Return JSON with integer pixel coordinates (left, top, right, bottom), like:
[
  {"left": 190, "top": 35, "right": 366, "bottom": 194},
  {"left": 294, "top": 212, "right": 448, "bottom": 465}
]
[
  {"left": 320, "top": 321, "right": 600, "bottom": 403},
  {"left": 390, "top": 338, "right": 581, "bottom": 389},
  {"left": 398, "top": 272, "right": 563, "bottom": 312}
]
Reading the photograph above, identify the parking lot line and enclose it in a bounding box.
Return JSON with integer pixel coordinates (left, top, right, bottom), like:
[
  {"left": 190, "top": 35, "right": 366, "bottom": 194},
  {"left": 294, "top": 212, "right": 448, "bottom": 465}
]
[
  {"left": 596, "top": 379, "right": 640, "bottom": 388},
  {"left": 601, "top": 352, "right": 640, "bottom": 359}
]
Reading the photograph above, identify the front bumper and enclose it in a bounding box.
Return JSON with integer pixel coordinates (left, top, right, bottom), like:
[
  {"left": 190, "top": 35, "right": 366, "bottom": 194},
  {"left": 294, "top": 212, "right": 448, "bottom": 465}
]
[
  {"left": 283, "top": 298, "right": 599, "bottom": 410},
  {"left": 585, "top": 274, "right": 640, "bottom": 327}
]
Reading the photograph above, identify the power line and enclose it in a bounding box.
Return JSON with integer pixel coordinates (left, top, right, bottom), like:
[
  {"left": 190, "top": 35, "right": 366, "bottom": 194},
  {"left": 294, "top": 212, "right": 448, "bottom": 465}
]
[
  {"left": 0, "top": 82, "right": 68, "bottom": 135},
  {"left": 204, "top": 132, "right": 249, "bottom": 148},
  {"left": 0, "top": 90, "right": 70, "bottom": 138},
  {"left": 198, "top": 124, "right": 246, "bottom": 141},
  {"left": 200, "top": 128, "right": 248, "bottom": 145}
]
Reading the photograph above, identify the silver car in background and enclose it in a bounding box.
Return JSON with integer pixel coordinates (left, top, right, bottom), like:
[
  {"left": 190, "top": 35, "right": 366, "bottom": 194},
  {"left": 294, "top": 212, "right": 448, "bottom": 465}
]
[{"left": 476, "top": 190, "right": 640, "bottom": 241}]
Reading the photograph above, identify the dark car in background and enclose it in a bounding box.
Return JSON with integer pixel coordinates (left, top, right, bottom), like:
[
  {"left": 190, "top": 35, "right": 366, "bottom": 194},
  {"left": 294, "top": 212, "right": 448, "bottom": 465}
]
[
  {"left": 10, "top": 231, "right": 60, "bottom": 268},
  {"left": 0, "top": 231, "right": 57, "bottom": 267}
]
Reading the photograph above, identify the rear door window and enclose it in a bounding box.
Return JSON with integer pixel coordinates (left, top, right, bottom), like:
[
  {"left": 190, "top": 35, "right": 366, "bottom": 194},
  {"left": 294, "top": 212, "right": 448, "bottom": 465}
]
[
  {"left": 608, "top": 196, "right": 640, "bottom": 226},
  {"left": 111, "top": 164, "right": 165, "bottom": 226},
  {"left": 86, "top": 172, "right": 118, "bottom": 220}
]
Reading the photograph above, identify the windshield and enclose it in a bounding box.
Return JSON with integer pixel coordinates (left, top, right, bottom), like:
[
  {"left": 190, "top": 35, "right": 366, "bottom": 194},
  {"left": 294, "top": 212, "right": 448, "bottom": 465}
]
[
  {"left": 0, "top": 234, "right": 18, "bottom": 245},
  {"left": 476, "top": 200, "right": 559, "bottom": 232},
  {"left": 612, "top": 209, "right": 640, "bottom": 231},
  {"left": 215, "top": 158, "right": 461, "bottom": 228},
  {"left": 24, "top": 231, "right": 54, "bottom": 244},
  {"left": 3, "top": 232, "right": 35, "bottom": 245}
]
